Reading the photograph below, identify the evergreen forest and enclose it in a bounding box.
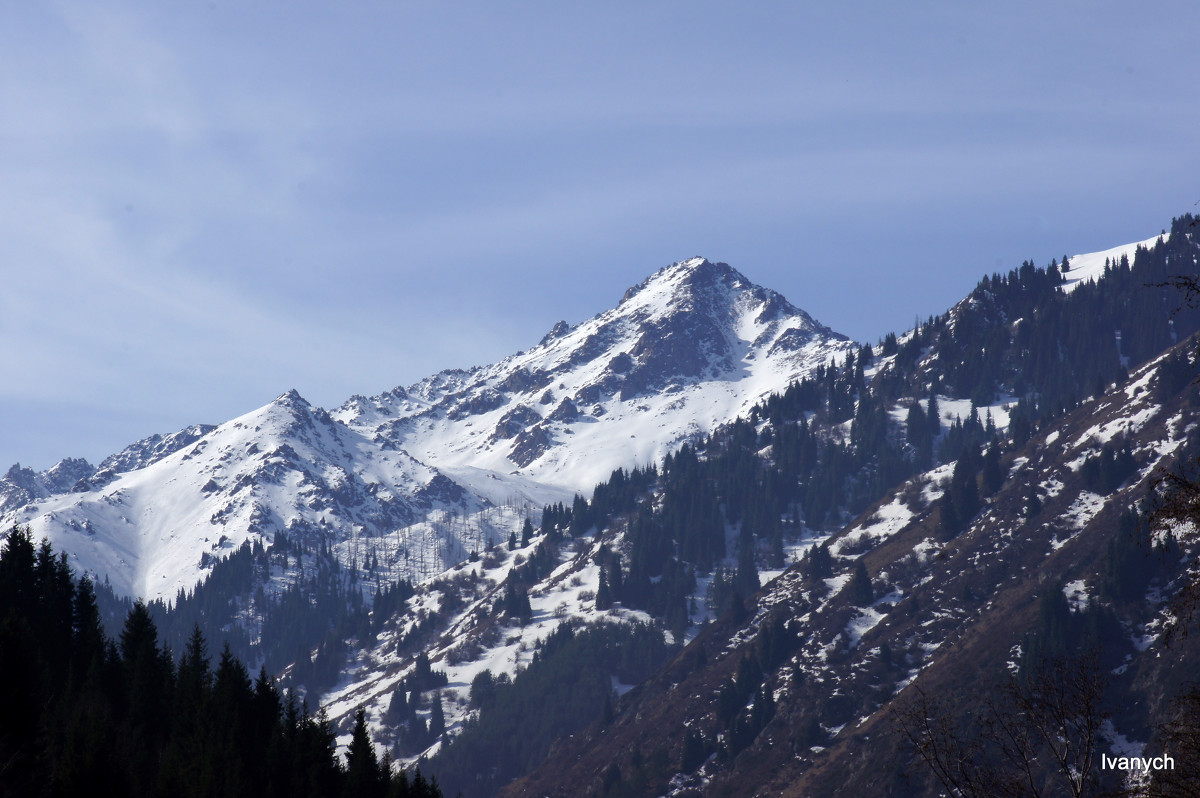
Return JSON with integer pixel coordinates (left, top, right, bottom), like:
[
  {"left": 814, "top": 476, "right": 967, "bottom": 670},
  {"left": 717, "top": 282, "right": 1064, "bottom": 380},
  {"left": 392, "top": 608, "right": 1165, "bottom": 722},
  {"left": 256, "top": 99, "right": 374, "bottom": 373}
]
[{"left": 0, "top": 525, "right": 443, "bottom": 798}]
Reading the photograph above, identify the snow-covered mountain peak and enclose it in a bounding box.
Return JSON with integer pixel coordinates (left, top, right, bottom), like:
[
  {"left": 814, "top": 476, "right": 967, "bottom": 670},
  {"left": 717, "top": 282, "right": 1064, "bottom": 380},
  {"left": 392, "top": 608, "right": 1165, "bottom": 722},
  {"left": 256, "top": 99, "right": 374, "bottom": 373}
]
[
  {"left": 617, "top": 256, "right": 800, "bottom": 322},
  {"left": 335, "top": 256, "right": 855, "bottom": 494}
]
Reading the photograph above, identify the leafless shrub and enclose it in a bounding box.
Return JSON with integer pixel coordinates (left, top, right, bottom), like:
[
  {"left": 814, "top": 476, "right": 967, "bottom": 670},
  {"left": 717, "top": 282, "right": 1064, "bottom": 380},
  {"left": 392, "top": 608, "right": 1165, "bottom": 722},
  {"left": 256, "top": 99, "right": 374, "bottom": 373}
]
[{"left": 892, "top": 654, "right": 1107, "bottom": 798}]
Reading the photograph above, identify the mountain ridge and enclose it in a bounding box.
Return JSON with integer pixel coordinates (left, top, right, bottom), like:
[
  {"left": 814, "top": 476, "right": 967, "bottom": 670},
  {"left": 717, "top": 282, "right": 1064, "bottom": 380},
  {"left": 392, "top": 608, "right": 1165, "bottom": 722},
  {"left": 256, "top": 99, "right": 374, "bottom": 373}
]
[{"left": 1, "top": 255, "right": 855, "bottom": 601}]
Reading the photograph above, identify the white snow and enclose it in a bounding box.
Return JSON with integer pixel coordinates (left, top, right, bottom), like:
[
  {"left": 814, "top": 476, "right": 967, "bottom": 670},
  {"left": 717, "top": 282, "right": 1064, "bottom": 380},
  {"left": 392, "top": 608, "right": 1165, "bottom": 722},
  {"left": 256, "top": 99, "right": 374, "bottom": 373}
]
[
  {"left": 833, "top": 496, "right": 915, "bottom": 557},
  {"left": 1060, "top": 234, "right": 1167, "bottom": 294},
  {"left": 845, "top": 606, "right": 886, "bottom": 649},
  {"left": 911, "top": 538, "right": 940, "bottom": 565},
  {"left": 1062, "top": 491, "right": 1106, "bottom": 531},
  {"left": 1101, "top": 719, "right": 1145, "bottom": 763},
  {"left": 1073, "top": 404, "right": 1159, "bottom": 450},
  {"left": 1063, "top": 579, "right": 1090, "bottom": 611},
  {"left": 6, "top": 392, "right": 489, "bottom": 601}
]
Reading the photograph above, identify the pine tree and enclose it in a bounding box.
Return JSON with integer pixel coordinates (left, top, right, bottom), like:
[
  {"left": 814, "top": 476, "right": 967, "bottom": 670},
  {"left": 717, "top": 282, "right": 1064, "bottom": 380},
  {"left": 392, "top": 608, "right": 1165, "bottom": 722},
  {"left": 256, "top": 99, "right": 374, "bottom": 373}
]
[
  {"left": 906, "top": 401, "right": 927, "bottom": 446},
  {"left": 120, "top": 599, "right": 173, "bottom": 742},
  {"left": 849, "top": 559, "right": 873, "bottom": 607},
  {"left": 680, "top": 728, "right": 706, "bottom": 772},
  {"left": 345, "top": 707, "right": 384, "bottom": 798},
  {"left": 175, "top": 624, "right": 211, "bottom": 743},
  {"left": 596, "top": 569, "right": 612, "bottom": 611},
  {"left": 502, "top": 580, "right": 532, "bottom": 623},
  {"left": 71, "top": 574, "right": 106, "bottom": 669},
  {"left": 734, "top": 536, "right": 759, "bottom": 597},
  {"left": 981, "top": 441, "right": 1004, "bottom": 497},
  {"left": 429, "top": 691, "right": 445, "bottom": 739}
]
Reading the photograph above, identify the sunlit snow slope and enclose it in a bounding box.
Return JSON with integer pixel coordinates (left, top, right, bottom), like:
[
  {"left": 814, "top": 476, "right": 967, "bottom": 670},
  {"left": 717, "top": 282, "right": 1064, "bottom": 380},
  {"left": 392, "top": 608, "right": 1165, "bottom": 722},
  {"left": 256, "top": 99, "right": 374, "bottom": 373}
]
[{"left": 3, "top": 390, "right": 478, "bottom": 599}]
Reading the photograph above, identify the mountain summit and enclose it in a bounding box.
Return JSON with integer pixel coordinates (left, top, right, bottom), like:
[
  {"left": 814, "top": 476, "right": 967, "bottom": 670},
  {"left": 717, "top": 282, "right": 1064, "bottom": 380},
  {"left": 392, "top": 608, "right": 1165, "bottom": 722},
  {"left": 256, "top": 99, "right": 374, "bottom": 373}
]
[{"left": 334, "top": 257, "right": 854, "bottom": 495}]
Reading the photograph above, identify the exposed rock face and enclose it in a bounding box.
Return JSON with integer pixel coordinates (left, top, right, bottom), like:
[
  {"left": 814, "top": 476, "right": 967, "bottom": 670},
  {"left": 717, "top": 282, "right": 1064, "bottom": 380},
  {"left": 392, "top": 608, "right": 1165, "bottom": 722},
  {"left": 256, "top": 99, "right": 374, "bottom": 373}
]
[
  {"left": 491, "top": 405, "right": 542, "bottom": 442},
  {"left": 510, "top": 425, "right": 553, "bottom": 468},
  {"left": 549, "top": 399, "right": 579, "bottom": 422}
]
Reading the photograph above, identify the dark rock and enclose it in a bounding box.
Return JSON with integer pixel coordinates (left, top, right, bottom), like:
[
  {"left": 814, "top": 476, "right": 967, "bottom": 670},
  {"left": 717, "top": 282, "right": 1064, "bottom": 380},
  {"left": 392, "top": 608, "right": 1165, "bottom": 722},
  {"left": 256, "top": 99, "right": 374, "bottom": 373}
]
[
  {"left": 574, "top": 384, "right": 603, "bottom": 405},
  {"left": 510, "top": 425, "right": 553, "bottom": 467},
  {"left": 767, "top": 327, "right": 818, "bottom": 357},
  {"left": 491, "top": 405, "right": 542, "bottom": 442},
  {"left": 549, "top": 399, "right": 579, "bottom": 422},
  {"left": 499, "top": 368, "right": 536, "bottom": 394},
  {"left": 539, "top": 320, "right": 573, "bottom": 346},
  {"left": 447, "top": 389, "right": 506, "bottom": 420},
  {"left": 42, "top": 458, "right": 96, "bottom": 494},
  {"left": 608, "top": 352, "right": 634, "bottom": 374}
]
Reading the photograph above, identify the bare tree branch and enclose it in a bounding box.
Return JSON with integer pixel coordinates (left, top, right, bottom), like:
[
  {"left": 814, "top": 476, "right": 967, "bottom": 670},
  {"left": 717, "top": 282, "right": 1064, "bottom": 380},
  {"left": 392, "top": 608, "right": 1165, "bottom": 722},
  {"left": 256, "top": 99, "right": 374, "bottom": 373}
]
[{"left": 892, "top": 655, "right": 1108, "bottom": 798}]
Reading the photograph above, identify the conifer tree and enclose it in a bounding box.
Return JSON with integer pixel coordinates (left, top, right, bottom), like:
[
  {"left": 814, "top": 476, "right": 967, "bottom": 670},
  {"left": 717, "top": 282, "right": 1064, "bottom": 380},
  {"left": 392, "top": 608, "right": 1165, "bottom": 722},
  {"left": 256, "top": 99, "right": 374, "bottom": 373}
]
[
  {"left": 734, "top": 536, "right": 760, "bottom": 597},
  {"left": 596, "top": 569, "right": 612, "bottom": 610},
  {"left": 849, "top": 559, "right": 873, "bottom": 607},
  {"left": 429, "top": 691, "right": 445, "bottom": 739},
  {"left": 981, "top": 441, "right": 1004, "bottom": 496},
  {"left": 71, "top": 574, "right": 106, "bottom": 669},
  {"left": 345, "top": 707, "right": 384, "bottom": 798}
]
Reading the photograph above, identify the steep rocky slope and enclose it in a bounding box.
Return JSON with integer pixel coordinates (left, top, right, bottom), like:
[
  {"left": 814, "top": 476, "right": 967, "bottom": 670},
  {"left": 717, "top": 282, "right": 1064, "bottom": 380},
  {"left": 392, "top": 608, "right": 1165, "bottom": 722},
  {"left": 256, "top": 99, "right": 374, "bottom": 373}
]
[{"left": 501, "top": 338, "right": 1200, "bottom": 798}]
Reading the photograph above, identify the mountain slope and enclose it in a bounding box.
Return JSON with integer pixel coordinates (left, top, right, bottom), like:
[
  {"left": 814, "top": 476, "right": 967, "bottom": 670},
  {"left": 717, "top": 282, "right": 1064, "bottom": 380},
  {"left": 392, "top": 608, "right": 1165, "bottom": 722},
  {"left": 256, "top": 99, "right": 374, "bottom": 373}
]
[
  {"left": 487, "top": 221, "right": 1200, "bottom": 797},
  {"left": 3, "top": 390, "right": 476, "bottom": 599},
  {"left": 499, "top": 322, "right": 1200, "bottom": 798}
]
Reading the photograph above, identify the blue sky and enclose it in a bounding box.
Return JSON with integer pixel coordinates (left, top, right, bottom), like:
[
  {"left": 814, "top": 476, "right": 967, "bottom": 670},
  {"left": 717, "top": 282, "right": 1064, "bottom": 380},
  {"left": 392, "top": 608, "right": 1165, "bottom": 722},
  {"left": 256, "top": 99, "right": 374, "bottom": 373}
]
[{"left": 3, "top": 1, "right": 1199, "bottom": 471}]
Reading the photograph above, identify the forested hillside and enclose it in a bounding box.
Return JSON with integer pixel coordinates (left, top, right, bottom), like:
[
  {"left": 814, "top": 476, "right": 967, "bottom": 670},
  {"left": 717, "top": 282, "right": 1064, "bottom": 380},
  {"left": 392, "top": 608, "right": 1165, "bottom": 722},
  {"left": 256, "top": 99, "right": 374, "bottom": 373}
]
[{"left": 0, "top": 526, "right": 444, "bottom": 798}]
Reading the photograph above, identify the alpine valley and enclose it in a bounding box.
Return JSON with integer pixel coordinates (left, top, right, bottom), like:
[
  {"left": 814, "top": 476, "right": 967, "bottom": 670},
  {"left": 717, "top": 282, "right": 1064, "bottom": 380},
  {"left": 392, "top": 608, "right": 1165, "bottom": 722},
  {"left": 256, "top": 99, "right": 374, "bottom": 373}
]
[{"left": 6, "top": 216, "right": 1200, "bottom": 797}]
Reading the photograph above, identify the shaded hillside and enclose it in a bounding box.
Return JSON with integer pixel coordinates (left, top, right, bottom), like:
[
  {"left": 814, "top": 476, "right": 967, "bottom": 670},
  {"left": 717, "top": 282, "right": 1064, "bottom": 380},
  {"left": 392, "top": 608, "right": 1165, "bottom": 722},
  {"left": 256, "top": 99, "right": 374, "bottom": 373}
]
[{"left": 500, "top": 328, "right": 1200, "bottom": 798}]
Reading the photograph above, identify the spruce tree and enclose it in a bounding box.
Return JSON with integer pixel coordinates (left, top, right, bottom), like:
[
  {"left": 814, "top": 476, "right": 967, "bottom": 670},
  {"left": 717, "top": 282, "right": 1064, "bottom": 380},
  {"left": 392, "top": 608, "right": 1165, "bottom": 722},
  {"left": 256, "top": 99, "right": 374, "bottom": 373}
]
[
  {"left": 596, "top": 569, "right": 612, "bottom": 610},
  {"left": 849, "top": 559, "right": 873, "bottom": 607},
  {"left": 981, "top": 441, "right": 1004, "bottom": 497},
  {"left": 345, "top": 707, "right": 384, "bottom": 798},
  {"left": 734, "top": 536, "right": 759, "bottom": 597},
  {"left": 71, "top": 574, "right": 106, "bottom": 669},
  {"left": 429, "top": 691, "right": 445, "bottom": 739}
]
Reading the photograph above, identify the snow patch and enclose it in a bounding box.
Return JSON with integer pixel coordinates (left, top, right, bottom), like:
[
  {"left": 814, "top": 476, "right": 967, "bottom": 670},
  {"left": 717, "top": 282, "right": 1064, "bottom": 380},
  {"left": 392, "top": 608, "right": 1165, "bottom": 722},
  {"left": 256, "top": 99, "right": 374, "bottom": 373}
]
[
  {"left": 1062, "top": 491, "right": 1105, "bottom": 531},
  {"left": 1060, "top": 234, "right": 1166, "bottom": 294},
  {"left": 1063, "top": 579, "right": 1090, "bottom": 611}
]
